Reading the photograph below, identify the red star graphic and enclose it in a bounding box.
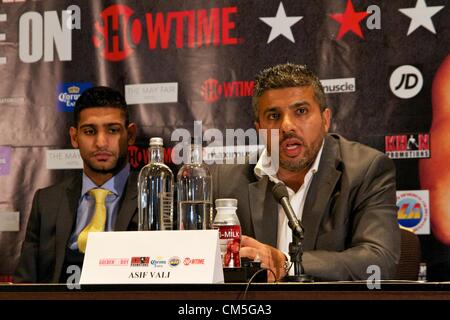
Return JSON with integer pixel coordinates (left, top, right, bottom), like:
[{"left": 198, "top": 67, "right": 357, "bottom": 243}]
[{"left": 330, "top": 0, "right": 369, "bottom": 40}]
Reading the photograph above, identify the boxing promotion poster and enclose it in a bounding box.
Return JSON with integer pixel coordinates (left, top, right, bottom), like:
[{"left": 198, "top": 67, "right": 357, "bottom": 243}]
[{"left": 0, "top": 0, "right": 448, "bottom": 280}]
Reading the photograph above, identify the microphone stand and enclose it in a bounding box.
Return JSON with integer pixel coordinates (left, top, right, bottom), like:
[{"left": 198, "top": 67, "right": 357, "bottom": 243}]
[
  {"left": 282, "top": 221, "right": 314, "bottom": 282},
  {"left": 271, "top": 182, "right": 313, "bottom": 282}
]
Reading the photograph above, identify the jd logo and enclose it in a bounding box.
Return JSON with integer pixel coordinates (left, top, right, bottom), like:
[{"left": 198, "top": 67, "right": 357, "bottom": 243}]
[{"left": 390, "top": 65, "right": 423, "bottom": 99}]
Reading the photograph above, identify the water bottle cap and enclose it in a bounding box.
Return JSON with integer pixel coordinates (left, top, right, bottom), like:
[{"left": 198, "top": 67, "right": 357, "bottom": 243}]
[
  {"left": 149, "top": 137, "right": 163, "bottom": 147},
  {"left": 215, "top": 198, "right": 238, "bottom": 208}
]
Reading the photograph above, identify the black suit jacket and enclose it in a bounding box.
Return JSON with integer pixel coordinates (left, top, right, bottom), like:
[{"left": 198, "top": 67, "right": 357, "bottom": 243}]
[
  {"left": 211, "top": 134, "right": 401, "bottom": 281},
  {"left": 14, "top": 171, "right": 138, "bottom": 283}
]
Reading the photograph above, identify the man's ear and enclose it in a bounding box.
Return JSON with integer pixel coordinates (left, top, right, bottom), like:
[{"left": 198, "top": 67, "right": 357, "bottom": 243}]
[
  {"left": 127, "top": 123, "right": 137, "bottom": 145},
  {"left": 322, "top": 108, "right": 331, "bottom": 133},
  {"left": 69, "top": 127, "right": 79, "bottom": 148}
]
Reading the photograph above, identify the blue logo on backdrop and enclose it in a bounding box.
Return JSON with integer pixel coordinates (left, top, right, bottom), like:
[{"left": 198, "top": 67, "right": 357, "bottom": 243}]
[{"left": 57, "top": 82, "right": 92, "bottom": 112}]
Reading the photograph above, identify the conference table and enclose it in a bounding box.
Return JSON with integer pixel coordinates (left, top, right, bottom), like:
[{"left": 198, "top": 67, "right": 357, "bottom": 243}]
[
  {"left": 1, "top": 281, "right": 449, "bottom": 319},
  {"left": 1, "top": 281, "right": 450, "bottom": 300}
]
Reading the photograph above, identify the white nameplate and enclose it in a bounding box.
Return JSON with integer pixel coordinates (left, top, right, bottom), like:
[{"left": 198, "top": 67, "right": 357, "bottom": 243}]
[
  {"left": 125, "top": 82, "right": 178, "bottom": 104},
  {"left": 46, "top": 149, "right": 83, "bottom": 169},
  {"left": 0, "top": 211, "right": 20, "bottom": 231},
  {"left": 80, "top": 230, "right": 224, "bottom": 284}
]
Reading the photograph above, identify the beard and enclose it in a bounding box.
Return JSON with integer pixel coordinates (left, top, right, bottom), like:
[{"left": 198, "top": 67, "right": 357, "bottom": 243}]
[
  {"left": 279, "top": 131, "right": 325, "bottom": 172},
  {"left": 84, "top": 151, "right": 128, "bottom": 175}
]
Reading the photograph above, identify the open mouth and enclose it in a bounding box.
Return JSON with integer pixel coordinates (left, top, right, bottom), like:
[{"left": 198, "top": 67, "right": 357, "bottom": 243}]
[{"left": 281, "top": 138, "right": 303, "bottom": 157}]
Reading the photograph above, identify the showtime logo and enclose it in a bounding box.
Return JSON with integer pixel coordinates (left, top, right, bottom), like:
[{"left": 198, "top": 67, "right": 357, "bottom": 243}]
[
  {"left": 201, "top": 78, "right": 254, "bottom": 103},
  {"left": 183, "top": 258, "right": 205, "bottom": 265},
  {"left": 93, "top": 4, "right": 241, "bottom": 62},
  {"left": 128, "top": 145, "right": 173, "bottom": 170}
]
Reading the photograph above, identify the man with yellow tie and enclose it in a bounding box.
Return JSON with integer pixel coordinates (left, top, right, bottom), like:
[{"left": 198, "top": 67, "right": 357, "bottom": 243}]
[{"left": 14, "top": 86, "right": 138, "bottom": 283}]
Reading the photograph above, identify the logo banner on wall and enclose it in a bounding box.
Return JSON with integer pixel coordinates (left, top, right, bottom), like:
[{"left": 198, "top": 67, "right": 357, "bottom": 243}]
[
  {"left": 0, "top": 0, "right": 449, "bottom": 278},
  {"left": 397, "top": 190, "right": 430, "bottom": 235}
]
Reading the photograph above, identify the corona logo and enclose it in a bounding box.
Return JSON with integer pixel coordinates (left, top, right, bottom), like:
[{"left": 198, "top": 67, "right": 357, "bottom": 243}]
[{"left": 68, "top": 86, "right": 80, "bottom": 94}]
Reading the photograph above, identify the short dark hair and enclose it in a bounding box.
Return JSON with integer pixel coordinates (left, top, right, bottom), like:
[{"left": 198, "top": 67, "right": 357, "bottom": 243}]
[
  {"left": 73, "top": 86, "right": 129, "bottom": 126},
  {"left": 252, "top": 63, "right": 327, "bottom": 121}
]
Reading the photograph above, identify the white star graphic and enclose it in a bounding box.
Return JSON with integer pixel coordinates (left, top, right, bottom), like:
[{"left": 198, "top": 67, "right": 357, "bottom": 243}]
[
  {"left": 399, "top": 0, "right": 444, "bottom": 36},
  {"left": 259, "top": 2, "right": 303, "bottom": 43}
]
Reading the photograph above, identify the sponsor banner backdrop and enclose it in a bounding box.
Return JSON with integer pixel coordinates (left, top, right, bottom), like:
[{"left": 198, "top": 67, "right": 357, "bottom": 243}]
[
  {"left": 0, "top": 0, "right": 449, "bottom": 280},
  {"left": 397, "top": 190, "right": 430, "bottom": 235},
  {"left": 0, "top": 146, "right": 11, "bottom": 176}
]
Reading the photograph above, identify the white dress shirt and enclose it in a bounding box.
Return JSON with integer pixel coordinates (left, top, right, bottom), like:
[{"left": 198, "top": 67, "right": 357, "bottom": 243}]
[{"left": 254, "top": 142, "right": 324, "bottom": 274}]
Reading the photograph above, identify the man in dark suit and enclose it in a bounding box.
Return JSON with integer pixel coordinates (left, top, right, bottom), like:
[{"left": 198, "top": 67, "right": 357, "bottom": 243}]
[
  {"left": 211, "top": 63, "right": 400, "bottom": 281},
  {"left": 14, "top": 86, "right": 138, "bottom": 283}
]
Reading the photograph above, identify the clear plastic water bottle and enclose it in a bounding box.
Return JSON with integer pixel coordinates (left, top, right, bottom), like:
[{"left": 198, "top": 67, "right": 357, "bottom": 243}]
[
  {"left": 213, "top": 198, "right": 241, "bottom": 268},
  {"left": 138, "top": 137, "right": 174, "bottom": 231},
  {"left": 177, "top": 138, "right": 212, "bottom": 230}
]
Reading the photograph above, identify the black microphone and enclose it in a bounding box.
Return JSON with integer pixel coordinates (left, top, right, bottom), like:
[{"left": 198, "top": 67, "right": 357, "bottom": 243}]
[
  {"left": 272, "top": 182, "right": 304, "bottom": 239},
  {"left": 272, "top": 182, "right": 313, "bottom": 282}
]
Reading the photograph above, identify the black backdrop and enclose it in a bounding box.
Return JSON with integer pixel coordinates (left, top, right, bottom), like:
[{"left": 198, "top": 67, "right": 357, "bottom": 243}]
[{"left": 0, "top": 0, "right": 449, "bottom": 280}]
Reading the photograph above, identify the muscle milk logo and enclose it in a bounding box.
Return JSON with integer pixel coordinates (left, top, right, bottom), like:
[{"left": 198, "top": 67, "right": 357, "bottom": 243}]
[
  {"left": 385, "top": 133, "right": 430, "bottom": 159},
  {"left": 92, "top": 4, "right": 240, "bottom": 62},
  {"left": 200, "top": 78, "right": 254, "bottom": 103},
  {"left": 396, "top": 190, "right": 430, "bottom": 235},
  {"left": 390, "top": 65, "right": 423, "bottom": 99},
  {"left": 57, "top": 82, "right": 92, "bottom": 112},
  {"left": 321, "top": 78, "right": 355, "bottom": 94}
]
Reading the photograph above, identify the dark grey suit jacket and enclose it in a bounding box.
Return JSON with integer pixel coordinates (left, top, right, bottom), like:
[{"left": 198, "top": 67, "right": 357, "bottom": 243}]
[
  {"left": 211, "top": 134, "right": 400, "bottom": 281},
  {"left": 14, "top": 171, "right": 138, "bottom": 283}
]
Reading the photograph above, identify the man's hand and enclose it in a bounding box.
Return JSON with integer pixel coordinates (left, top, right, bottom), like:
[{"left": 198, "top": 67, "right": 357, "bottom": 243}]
[{"left": 239, "top": 235, "right": 287, "bottom": 282}]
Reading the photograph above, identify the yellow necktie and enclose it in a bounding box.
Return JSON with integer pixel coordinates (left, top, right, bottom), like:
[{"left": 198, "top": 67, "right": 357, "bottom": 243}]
[{"left": 77, "top": 188, "right": 110, "bottom": 253}]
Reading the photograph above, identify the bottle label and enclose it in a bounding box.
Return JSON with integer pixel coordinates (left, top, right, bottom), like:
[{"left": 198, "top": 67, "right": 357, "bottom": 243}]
[
  {"left": 159, "top": 192, "right": 174, "bottom": 230},
  {"left": 216, "top": 225, "right": 241, "bottom": 268}
]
